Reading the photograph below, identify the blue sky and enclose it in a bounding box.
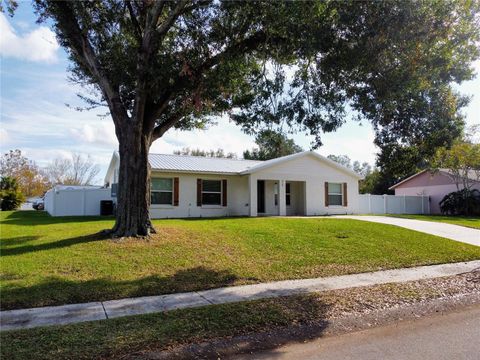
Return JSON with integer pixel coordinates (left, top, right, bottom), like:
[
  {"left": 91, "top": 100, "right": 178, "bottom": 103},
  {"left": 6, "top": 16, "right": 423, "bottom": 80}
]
[{"left": 1, "top": 4, "right": 479, "bottom": 183}]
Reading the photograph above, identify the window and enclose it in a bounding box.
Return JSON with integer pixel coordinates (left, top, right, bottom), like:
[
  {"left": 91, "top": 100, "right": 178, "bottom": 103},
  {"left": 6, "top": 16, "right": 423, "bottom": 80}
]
[
  {"left": 111, "top": 183, "right": 118, "bottom": 198},
  {"left": 328, "top": 183, "right": 343, "bottom": 206},
  {"left": 286, "top": 182, "right": 291, "bottom": 206},
  {"left": 202, "top": 179, "right": 222, "bottom": 205},
  {"left": 151, "top": 178, "right": 173, "bottom": 205},
  {"left": 274, "top": 182, "right": 278, "bottom": 206}
]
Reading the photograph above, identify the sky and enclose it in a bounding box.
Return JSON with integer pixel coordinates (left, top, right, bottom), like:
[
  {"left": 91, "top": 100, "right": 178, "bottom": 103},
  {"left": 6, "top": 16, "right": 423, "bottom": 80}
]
[{"left": 1, "top": 4, "right": 479, "bottom": 184}]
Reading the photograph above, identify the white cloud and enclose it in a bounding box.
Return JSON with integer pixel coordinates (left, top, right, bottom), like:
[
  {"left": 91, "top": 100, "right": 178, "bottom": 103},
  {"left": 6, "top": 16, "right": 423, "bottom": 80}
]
[
  {"left": 319, "top": 122, "right": 377, "bottom": 164},
  {"left": 0, "top": 13, "right": 59, "bottom": 63},
  {"left": 151, "top": 116, "right": 256, "bottom": 157},
  {"left": 70, "top": 123, "right": 118, "bottom": 148}
]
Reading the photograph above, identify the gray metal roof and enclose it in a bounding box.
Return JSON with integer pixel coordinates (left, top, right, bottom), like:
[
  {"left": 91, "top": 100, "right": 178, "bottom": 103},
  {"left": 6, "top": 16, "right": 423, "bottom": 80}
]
[{"left": 149, "top": 153, "right": 263, "bottom": 174}]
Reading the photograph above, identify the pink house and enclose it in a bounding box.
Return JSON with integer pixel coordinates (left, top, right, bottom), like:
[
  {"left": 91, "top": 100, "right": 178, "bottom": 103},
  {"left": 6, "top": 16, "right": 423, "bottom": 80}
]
[{"left": 389, "top": 169, "right": 480, "bottom": 214}]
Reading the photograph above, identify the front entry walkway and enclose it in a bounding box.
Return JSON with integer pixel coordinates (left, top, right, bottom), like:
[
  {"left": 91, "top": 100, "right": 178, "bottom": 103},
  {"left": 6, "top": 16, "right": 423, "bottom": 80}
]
[
  {"left": 1, "top": 260, "right": 479, "bottom": 331},
  {"left": 334, "top": 216, "right": 480, "bottom": 247}
]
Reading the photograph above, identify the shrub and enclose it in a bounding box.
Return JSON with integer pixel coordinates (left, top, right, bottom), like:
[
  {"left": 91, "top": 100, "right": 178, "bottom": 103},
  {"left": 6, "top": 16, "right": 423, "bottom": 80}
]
[
  {"left": 0, "top": 177, "right": 25, "bottom": 211},
  {"left": 439, "top": 188, "right": 480, "bottom": 216}
]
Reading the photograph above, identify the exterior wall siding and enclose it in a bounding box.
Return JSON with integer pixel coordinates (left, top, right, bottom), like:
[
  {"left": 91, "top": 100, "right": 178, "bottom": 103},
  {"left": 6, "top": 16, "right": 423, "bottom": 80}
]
[
  {"left": 108, "top": 153, "right": 361, "bottom": 219},
  {"left": 149, "top": 172, "right": 250, "bottom": 219},
  {"left": 248, "top": 155, "right": 360, "bottom": 216}
]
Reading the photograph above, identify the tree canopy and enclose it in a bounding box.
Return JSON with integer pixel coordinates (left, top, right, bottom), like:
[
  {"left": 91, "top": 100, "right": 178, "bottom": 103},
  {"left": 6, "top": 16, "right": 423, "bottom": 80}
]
[
  {"left": 433, "top": 142, "right": 480, "bottom": 191},
  {"left": 243, "top": 130, "right": 303, "bottom": 160},
  {"left": 0, "top": 150, "right": 49, "bottom": 197},
  {"left": 327, "top": 154, "right": 372, "bottom": 177},
  {"left": 15, "top": 0, "right": 480, "bottom": 236}
]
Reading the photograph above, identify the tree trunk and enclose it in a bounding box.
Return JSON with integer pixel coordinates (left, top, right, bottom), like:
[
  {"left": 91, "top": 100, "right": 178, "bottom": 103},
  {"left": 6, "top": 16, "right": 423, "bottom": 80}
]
[{"left": 111, "top": 131, "right": 155, "bottom": 237}]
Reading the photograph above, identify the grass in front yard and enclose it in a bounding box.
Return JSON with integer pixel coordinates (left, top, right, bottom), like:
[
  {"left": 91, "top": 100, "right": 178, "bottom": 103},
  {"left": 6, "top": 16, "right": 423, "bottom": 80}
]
[
  {"left": 1, "top": 211, "right": 480, "bottom": 310},
  {"left": 385, "top": 214, "right": 480, "bottom": 229}
]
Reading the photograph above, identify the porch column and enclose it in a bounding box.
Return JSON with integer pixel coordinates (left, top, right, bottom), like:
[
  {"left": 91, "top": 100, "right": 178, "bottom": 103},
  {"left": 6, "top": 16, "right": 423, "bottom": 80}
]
[
  {"left": 248, "top": 175, "right": 257, "bottom": 217},
  {"left": 278, "top": 179, "right": 287, "bottom": 216}
]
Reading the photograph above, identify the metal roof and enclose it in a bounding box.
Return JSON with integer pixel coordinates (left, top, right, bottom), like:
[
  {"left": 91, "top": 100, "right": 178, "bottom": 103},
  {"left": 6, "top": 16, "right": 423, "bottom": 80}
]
[
  {"left": 148, "top": 151, "right": 363, "bottom": 179},
  {"left": 149, "top": 153, "right": 263, "bottom": 174}
]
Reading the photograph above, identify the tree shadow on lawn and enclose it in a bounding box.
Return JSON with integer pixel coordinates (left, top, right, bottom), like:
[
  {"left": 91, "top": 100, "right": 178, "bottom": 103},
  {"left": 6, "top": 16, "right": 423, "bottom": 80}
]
[
  {"left": 0, "top": 236, "right": 41, "bottom": 248},
  {"left": 0, "top": 233, "right": 108, "bottom": 256},
  {"left": 1, "top": 266, "right": 245, "bottom": 310},
  {"left": 2, "top": 211, "right": 114, "bottom": 226}
]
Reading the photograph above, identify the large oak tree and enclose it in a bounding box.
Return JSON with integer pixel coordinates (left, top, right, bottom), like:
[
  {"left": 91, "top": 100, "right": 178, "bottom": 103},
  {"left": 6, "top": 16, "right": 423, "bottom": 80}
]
[{"left": 10, "top": 0, "right": 478, "bottom": 236}]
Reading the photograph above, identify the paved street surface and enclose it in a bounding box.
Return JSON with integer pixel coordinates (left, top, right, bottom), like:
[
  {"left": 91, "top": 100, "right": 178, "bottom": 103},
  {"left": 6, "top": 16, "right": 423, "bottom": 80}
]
[
  {"left": 334, "top": 215, "right": 480, "bottom": 247},
  {"left": 232, "top": 305, "right": 480, "bottom": 360}
]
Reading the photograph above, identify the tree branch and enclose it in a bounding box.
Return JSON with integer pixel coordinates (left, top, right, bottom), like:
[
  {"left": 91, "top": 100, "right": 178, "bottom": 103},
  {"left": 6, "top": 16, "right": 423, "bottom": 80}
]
[
  {"left": 52, "top": 2, "right": 129, "bottom": 134},
  {"left": 145, "top": 31, "right": 273, "bottom": 140},
  {"left": 126, "top": 1, "right": 142, "bottom": 41},
  {"left": 151, "top": 112, "right": 184, "bottom": 142},
  {"left": 156, "top": 0, "right": 190, "bottom": 37}
]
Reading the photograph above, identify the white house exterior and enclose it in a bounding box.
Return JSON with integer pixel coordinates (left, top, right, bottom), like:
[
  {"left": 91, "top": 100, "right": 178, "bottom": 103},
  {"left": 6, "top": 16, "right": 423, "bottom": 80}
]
[{"left": 104, "top": 151, "right": 362, "bottom": 218}]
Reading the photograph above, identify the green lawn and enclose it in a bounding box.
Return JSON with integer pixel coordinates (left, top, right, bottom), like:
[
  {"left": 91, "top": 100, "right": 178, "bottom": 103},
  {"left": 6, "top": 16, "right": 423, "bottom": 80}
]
[
  {"left": 1, "top": 211, "right": 480, "bottom": 310},
  {"left": 385, "top": 214, "right": 480, "bottom": 229}
]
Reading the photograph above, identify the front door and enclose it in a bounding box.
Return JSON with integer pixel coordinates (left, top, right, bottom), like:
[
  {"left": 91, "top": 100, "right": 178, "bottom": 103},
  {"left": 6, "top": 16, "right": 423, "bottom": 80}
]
[{"left": 257, "top": 180, "right": 265, "bottom": 213}]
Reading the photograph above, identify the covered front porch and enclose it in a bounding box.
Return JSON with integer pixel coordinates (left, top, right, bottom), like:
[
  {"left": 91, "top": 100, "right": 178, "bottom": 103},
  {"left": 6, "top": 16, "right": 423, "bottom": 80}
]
[{"left": 248, "top": 177, "right": 306, "bottom": 216}]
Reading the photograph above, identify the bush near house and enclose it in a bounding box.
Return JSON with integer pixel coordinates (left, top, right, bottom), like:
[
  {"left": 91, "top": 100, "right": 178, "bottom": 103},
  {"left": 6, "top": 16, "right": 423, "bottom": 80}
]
[
  {"left": 0, "top": 177, "right": 25, "bottom": 211},
  {"left": 440, "top": 189, "right": 480, "bottom": 216}
]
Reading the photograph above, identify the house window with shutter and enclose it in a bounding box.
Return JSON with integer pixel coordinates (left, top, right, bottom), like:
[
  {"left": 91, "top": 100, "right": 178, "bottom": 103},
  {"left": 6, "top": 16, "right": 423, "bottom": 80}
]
[
  {"left": 151, "top": 178, "right": 173, "bottom": 205},
  {"left": 327, "top": 182, "right": 343, "bottom": 206},
  {"left": 201, "top": 180, "right": 222, "bottom": 205}
]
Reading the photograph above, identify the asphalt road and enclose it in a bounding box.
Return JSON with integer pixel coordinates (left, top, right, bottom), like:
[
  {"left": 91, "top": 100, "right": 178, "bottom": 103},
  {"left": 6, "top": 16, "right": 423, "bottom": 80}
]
[{"left": 232, "top": 305, "right": 480, "bottom": 360}]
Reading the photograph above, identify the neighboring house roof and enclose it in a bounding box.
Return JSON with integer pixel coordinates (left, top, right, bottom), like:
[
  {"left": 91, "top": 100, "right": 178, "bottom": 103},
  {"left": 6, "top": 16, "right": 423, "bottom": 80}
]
[
  {"left": 389, "top": 168, "right": 480, "bottom": 190},
  {"left": 104, "top": 150, "right": 362, "bottom": 183},
  {"left": 438, "top": 168, "right": 480, "bottom": 182}
]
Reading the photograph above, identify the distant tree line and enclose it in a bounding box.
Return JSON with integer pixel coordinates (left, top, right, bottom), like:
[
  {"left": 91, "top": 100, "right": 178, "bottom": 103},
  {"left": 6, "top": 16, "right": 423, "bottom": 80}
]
[
  {"left": 0, "top": 150, "right": 101, "bottom": 210},
  {"left": 173, "top": 148, "right": 237, "bottom": 159}
]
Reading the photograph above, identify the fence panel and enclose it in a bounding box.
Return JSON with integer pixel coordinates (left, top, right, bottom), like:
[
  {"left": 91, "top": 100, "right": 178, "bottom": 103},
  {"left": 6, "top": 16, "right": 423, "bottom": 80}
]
[
  {"left": 45, "top": 188, "right": 113, "bottom": 216},
  {"left": 358, "top": 194, "right": 429, "bottom": 215}
]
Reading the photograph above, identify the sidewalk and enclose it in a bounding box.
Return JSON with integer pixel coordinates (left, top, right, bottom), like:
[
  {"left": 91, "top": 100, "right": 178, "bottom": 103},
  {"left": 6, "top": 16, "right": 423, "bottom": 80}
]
[
  {"left": 334, "top": 216, "right": 480, "bottom": 247},
  {"left": 2, "top": 260, "right": 479, "bottom": 331}
]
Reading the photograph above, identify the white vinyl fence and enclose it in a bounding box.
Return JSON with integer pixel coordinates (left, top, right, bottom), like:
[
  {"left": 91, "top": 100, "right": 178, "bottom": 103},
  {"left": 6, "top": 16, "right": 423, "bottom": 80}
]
[
  {"left": 358, "top": 194, "right": 430, "bottom": 215},
  {"left": 44, "top": 187, "right": 114, "bottom": 216}
]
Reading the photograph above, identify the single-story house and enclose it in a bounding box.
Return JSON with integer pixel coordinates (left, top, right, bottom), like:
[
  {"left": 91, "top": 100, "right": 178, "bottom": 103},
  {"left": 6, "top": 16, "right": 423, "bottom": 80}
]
[
  {"left": 389, "top": 169, "right": 480, "bottom": 214},
  {"left": 104, "top": 151, "right": 363, "bottom": 218}
]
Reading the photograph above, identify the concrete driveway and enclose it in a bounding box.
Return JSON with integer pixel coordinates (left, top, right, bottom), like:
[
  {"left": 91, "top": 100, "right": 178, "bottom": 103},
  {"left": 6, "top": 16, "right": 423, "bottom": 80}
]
[
  {"left": 334, "top": 216, "right": 480, "bottom": 247},
  {"left": 232, "top": 305, "right": 480, "bottom": 360}
]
